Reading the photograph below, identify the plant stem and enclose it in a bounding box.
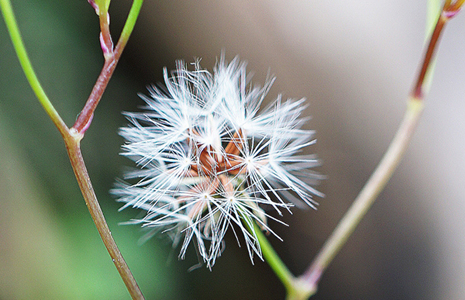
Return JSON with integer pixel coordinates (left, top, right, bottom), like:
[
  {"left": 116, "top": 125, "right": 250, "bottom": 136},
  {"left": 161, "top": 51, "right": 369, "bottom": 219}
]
[
  {"left": 0, "top": 0, "right": 68, "bottom": 137},
  {"left": 297, "top": 2, "right": 463, "bottom": 297},
  {"left": 240, "top": 206, "right": 313, "bottom": 300},
  {"left": 65, "top": 130, "right": 144, "bottom": 299},
  {"left": 115, "top": 0, "right": 144, "bottom": 54},
  {"left": 413, "top": 12, "right": 446, "bottom": 98},
  {"left": 300, "top": 98, "right": 424, "bottom": 294},
  {"left": 253, "top": 222, "right": 317, "bottom": 300},
  {"left": 252, "top": 222, "right": 295, "bottom": 293},
  {"left": 73, "top": 0, "right": 143, "bottom": 134}
]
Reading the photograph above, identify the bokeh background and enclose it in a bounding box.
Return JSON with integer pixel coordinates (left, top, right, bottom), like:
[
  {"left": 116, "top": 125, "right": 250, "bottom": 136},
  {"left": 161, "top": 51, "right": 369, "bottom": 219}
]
[{"left": 1, "top": 0, "right": 465, "bottom": 299}]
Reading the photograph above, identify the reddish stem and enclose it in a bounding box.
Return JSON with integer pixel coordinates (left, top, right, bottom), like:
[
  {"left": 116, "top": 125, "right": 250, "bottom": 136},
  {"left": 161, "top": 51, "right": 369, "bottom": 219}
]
[
  {"left": 73, "top": 10, "right": 121, "bottom": 134},
  {"left": 412, "top": 13, "right": 447, "bottom": 98},
  {"left": 413, "top": 2, "right": 463, "bottom": 99},
  {"left": 73, "top": 57, "right": 116, "bottom": 133}
]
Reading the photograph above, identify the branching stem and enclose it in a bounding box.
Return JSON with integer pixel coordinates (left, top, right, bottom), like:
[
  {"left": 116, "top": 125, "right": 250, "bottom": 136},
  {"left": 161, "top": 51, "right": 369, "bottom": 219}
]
[
  {"left": 296, "top": 2, "right": 463, "bottom": 298},
  {"left": 74, "top": 0, "right": 143, "bottom": 134},
  {"left": 0, "top": 0, "right": 145, "bottom": 298}
]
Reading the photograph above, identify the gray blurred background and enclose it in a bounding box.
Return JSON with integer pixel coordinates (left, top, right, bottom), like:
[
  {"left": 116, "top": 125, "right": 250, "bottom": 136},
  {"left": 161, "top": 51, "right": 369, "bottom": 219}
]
[{"left": 1, "top": 0, "right": 465, "bottom": 299}]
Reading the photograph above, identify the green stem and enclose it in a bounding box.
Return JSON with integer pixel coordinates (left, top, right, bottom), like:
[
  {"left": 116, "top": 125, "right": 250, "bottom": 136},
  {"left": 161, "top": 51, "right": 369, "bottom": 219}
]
[
  {"left": 0, "top": 0, "right": 68, "bottom": 137},
  {"left": 115, "top": 0, "right": 143, "bottom": 54},
  {"left": 252, "top": 222, "right": 295, "bottom": 292},
  {"left": 241, "top": 210, "right": 313, "bottom": 300},
  {"left": 237, "top": 188, "right": 299, "bottom": 295}
]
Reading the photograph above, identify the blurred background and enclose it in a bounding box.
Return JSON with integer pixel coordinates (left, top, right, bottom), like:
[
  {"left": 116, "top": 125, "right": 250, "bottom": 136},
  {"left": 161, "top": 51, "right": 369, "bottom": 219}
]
[{"left": 1, "top": 0, "right": 465, "bottom": 299}]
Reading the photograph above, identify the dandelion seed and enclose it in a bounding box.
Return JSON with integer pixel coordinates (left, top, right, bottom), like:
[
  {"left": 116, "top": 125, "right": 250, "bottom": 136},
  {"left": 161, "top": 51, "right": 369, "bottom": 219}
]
[{"left": 113, "top": 56, "right": 322, "bottom": 268}]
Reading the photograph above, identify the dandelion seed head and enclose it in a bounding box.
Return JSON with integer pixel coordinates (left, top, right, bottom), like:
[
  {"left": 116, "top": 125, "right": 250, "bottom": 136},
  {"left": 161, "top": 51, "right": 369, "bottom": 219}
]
[{"left": 113, "top": 56, "right": 322, "bottom": 268}]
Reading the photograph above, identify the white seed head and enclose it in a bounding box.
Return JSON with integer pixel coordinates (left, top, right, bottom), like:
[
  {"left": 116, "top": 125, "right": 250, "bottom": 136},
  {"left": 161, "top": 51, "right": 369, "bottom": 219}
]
[{"left": 113, "top": 56, "right": 322, "bottom": 268}]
